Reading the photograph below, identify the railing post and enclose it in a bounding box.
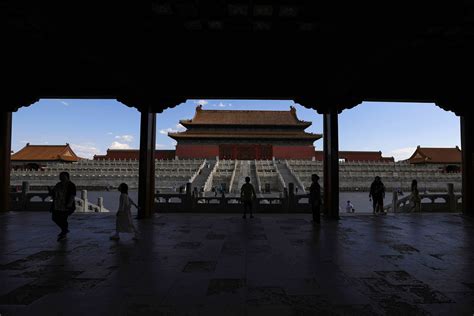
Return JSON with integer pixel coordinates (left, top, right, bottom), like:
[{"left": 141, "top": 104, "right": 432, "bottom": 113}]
[
  {"left": 98, "top": 197, "right": 104, "bottom": 213},
  {"left": 220, "top": 192, "right": 227, "bottom": 206},
  {"left": 288, "top": 182, "right": 295, "bottom": 211},
  {"left": 21, "top": 181, "right": 30, "bottom": 210},
  {"left": 186, "top": 182, "right": 192, "bottom": 210},
  {"left": 392, "top": 190, "right": 398, "bottom": 213},
  {"left": 447, "top": 183, "right": 456, "bottom": 212},
  {"left": 82, "top": 190, "right": 88, "bottom": 212}
]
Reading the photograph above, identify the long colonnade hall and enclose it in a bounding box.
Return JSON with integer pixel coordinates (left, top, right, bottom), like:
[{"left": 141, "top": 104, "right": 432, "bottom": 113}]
[{"left": 2, "top": 2, "right": 474, "bottom": 315}]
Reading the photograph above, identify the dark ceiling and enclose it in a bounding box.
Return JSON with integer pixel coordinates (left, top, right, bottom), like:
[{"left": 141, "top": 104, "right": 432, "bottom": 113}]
[{"left": 3, "top": 2, "right": 474, "bottom": 114}]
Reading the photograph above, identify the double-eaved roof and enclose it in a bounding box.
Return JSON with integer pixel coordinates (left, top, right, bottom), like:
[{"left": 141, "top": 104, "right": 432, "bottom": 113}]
[
  {"left": 171, "top": 106, "right": 321, "bottom": 142},
  {"left": 179, "top": 105, "right": 311, "bottom": 127},
  {"left": 11, "top": 143, "right": 80, "bottom": 162}
]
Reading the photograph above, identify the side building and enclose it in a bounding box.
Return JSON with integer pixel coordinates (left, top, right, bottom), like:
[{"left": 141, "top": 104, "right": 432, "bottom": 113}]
[
  {"left": 405, "top": 146, "right": 462, "bottom": 172},
  {"left": 11, "top": 143, "right": 80, "bottom": 170},
  {"left": 168, "top": 105, "right": 322, "bottom": 160}
]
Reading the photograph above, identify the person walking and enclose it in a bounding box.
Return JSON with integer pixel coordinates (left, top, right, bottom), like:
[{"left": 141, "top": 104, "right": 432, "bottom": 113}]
[
  {"left": 48, "top": 171, "right": 76, "bottom": 241},
  {"left": 410, "top": 179, "right": 421, "bottom": 212},
  {"left": 369, "top": 176, "right": 386, "bottom": 215},
  {"left": 241, "top": 176, "right": 256, "bottom": 219},
  {"left": 309, "top": 174, "right": 322, "bottom": 224},
  {"left": 110, "top": 183, "right": 139, "bottom": 241}
]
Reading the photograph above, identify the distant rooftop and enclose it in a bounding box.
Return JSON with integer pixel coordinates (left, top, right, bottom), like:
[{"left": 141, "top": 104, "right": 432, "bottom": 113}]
[
  {"left": 407, "top": 146, "right": 462, "bottom": 164},
  {"left": 11, "top": 143, "right": 79, "bottom": 162},
  {"left": 180, "top": 105, "right": 311, "bottom": 127}
]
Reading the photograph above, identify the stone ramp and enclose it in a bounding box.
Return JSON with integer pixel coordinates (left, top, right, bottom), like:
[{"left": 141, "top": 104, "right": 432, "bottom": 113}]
[
  {"left": 276, "top": 161, "right": 305, "bottom": 192},
  {"left": 232, "top": 160, "right": 258, "bottom": 193},
  {"left": 191, "top": 160, "right": 216, "bottom": 191}
]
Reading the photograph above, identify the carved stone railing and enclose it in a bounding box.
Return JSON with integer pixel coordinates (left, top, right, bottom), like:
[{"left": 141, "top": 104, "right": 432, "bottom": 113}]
[
  {"left": 9, "top": 183, "right": 109, "bottom": 212},
  {"left": 384, "top": 183, "right": 461, "bottom": 213},
  {"left": 154, "top": 190, "right": 309, "bottom": 213}
]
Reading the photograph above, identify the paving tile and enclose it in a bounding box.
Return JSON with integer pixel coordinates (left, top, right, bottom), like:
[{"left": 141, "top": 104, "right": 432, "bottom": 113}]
[{"left": 0, "top": 212, "right": 473, "bottom": 315}]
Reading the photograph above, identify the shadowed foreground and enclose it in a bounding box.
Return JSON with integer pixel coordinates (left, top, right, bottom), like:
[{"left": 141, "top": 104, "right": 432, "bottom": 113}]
[{"left": 0, "top": 212, "right": 473, "bottom": 315}]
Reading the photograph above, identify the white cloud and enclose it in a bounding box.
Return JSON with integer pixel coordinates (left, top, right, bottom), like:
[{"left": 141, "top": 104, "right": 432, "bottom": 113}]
[
  {"left": 159, "top": 126, "right": 184, "bottom": 135},
  {"left": 194, "top": 100, "right": 208, "bottom": 106},
  {"left": 211, "top": 102, "right": 232, "bottom": 108},
  {"left": 57, "top": 99, "right": 69, "bottom": 106},
  {"left": 107, "top": 132, "right": 114, "bottom": 135},
  {"left": 388, "top": 147, "right": 417, "bottom": 161},
  {"left": 110, "top": 141, "right": 131, "bottom": 150},
  {"left": 115, "top": 135, "right": 134, "bottom": 142},
  {"left": 20, "top": 140, "right": 29, "bottom": 144},
  {"left": 71, "top": 144, "right": 101, "bottom": 159}
]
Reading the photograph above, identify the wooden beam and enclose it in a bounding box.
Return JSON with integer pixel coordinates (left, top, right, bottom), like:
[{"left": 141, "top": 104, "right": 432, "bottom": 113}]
[
  {"left": 138, "top": 109, "right": 156, "bottom": 218},
  {"left": 323, "top": 109, "right": 340, "bottom": 219},
  {"left": 0, "top": 112, "right": 12, "bottom": 212}
]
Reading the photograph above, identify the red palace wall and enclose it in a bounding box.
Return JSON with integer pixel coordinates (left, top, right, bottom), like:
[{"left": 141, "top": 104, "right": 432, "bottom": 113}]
[
  {"left": 94, "top": 150, "right": 176, "bottom": 160},
  {"left": 176, "top": 144, "right": 219, "bottom": 159},
  {"left": 313, "top": 151, "right": 394, "bottom": 162},
  {"left": 273, "top": 146, "right": 315, "bottom": 160}
]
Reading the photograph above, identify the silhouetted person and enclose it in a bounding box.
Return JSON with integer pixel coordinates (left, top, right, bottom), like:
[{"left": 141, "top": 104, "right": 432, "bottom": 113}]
[
  {"left": 309, "top": 174, "right": 322, "bottom": 224},
  {"left": 241, "top": 176, "right": 256, "bottom": 219},
  {"left": 369, "top": 176, "right": 386, "bottom": 214},
  {"left": 48, "top": 171, "right": 76, "bottom": 241},
  {"left": 110, "top": 183, "right": 139, "bottom": 241},
  {"left": 410, "top": 179, "right": 421, "bottom": 212}
]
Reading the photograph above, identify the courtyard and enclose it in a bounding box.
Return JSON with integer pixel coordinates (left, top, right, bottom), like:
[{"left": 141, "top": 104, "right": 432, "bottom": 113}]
[{"left": 0, "top": 212, "right": 473, "bottom": 315}]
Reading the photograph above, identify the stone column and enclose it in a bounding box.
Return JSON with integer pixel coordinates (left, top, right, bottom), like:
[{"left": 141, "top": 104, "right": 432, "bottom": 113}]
[
  {"left": 138, "top": 109, "right": 156, "bottom": 219},
  {"left": 391, "top": 190, "right": 398, "bottom": 213},
  {"left": 461, "top": 115, "right": 473, "bottom": 216},
  {"left": 323, "top": 109, "right": 340, "bottom": 219},
  {"left": 0, "top": 112, "right": 12, "bottom": 212}
]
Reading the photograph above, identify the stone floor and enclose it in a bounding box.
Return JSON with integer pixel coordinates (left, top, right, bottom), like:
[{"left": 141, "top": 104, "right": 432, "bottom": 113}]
[{"left": 0, "top": 212, "right": 474, "bottom": 315}]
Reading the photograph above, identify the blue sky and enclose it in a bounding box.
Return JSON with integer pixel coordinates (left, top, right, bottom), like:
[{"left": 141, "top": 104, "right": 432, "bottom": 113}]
[{"left": 12, "top": 99, "right": 460, "bottom": 161}]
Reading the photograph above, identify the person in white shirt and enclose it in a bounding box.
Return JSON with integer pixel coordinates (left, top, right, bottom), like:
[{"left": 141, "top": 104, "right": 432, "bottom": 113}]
[
  {"left": 346, "top": 200, "right": 355, "bottom": 213},
  {"left": 110, "top": 183, "right": 139, "bottom": 241}
]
